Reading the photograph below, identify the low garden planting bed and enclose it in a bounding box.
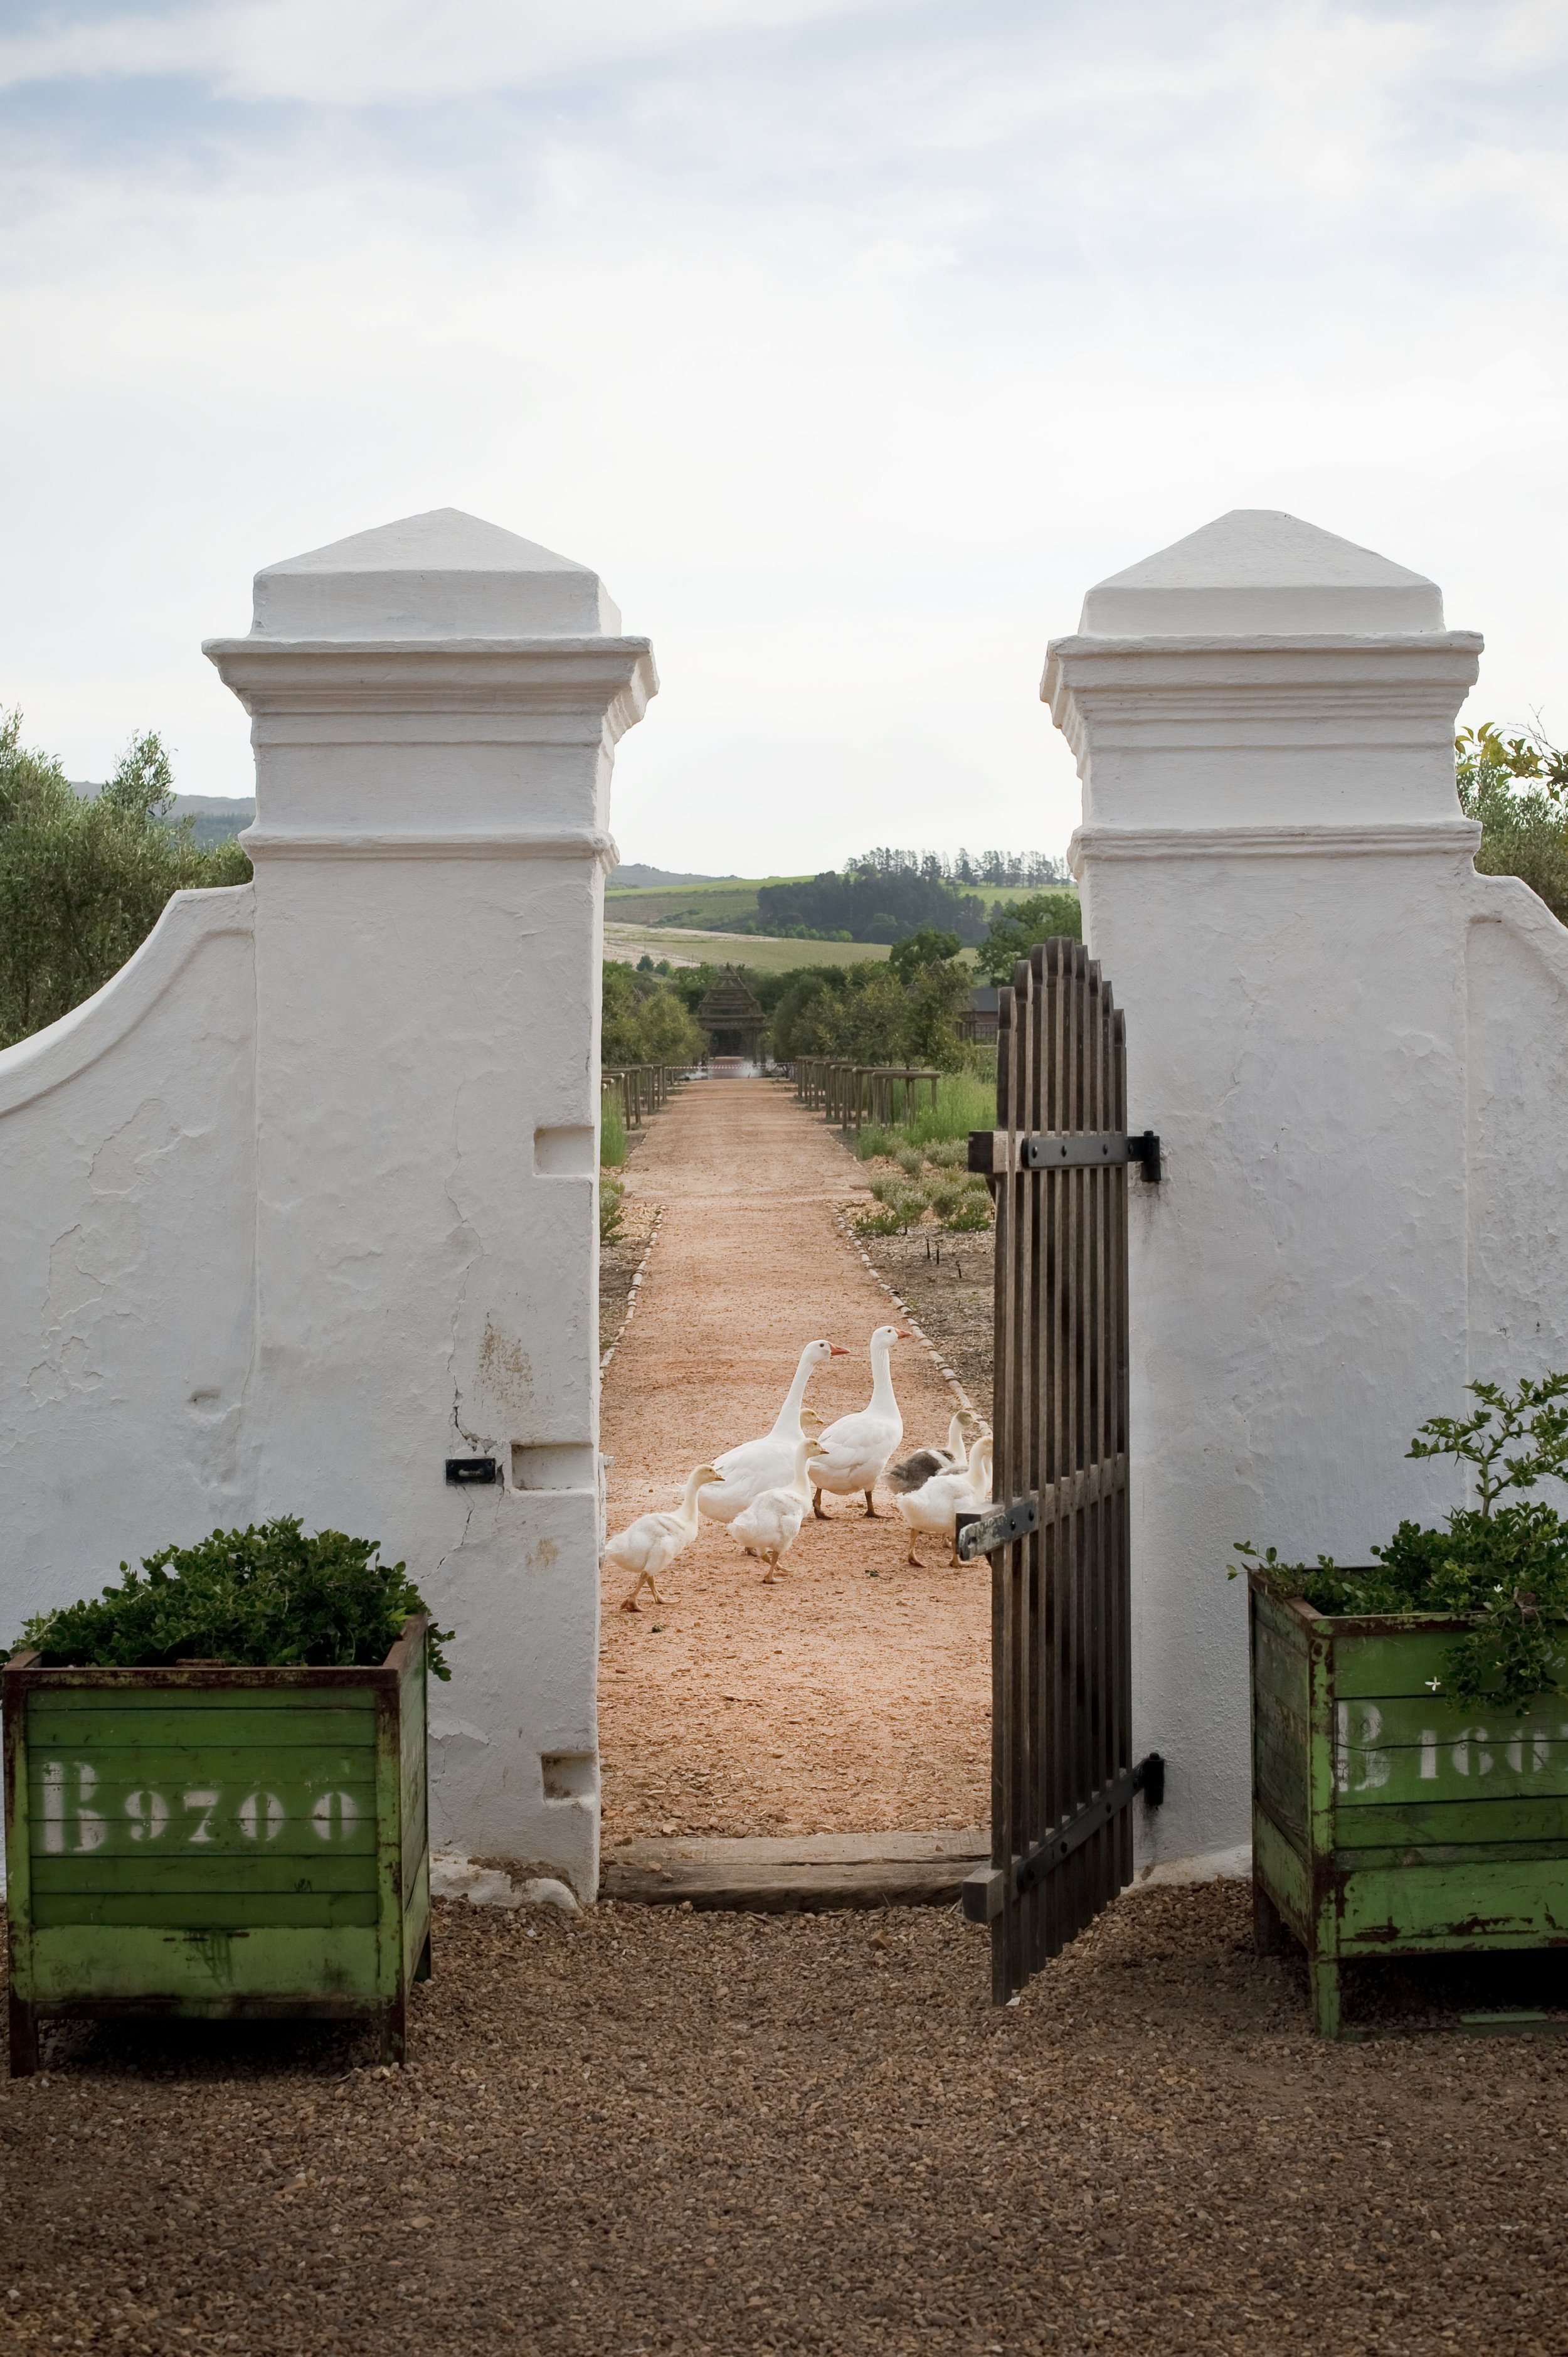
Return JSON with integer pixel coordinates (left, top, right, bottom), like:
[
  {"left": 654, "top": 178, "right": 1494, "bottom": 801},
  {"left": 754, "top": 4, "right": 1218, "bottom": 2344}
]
[
  {"left": 4, "top": 1519, "right": 441, "bottom": 2074},
  {"left": 1244, "top": 1371, "right": 1568, "bottom": 2038},
  {"left": 1251, "top": 1580, "right": 1568, "bottom": 2038},
  {"left": 5, "top": 1620, "right": 431, "bottom": 2073}
]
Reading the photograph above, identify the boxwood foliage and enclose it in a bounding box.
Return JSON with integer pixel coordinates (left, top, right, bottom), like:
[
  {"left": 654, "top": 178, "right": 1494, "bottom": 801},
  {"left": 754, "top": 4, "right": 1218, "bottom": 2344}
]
[{"left": 17, "top": 1517, "right": 451, "bottom": 1678}]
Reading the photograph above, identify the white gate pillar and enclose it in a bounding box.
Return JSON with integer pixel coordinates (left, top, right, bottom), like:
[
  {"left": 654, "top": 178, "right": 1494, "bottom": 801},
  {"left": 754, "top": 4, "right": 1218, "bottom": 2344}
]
[
  {"left": 206, "top": 508, "right": 655, "bottom": 1896},
  {"left": 1044, "top": 509, "right": 1482, "bottom": 1868}
]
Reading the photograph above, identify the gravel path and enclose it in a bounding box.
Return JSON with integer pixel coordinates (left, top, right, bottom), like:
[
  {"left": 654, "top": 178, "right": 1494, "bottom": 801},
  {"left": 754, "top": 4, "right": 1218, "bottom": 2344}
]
[
  {"left": 7, "top": 1885, "right": 1567, "bottom": 2355},
  {"left": 598, "top": 1080, "right": 991, "bottom": 1843}
]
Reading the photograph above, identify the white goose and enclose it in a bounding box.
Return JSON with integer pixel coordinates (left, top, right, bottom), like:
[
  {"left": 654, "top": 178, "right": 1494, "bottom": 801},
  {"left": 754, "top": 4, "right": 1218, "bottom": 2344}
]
[
  {"left": 697, "top": 1338, "right": 847, "bottom": 1525},
  {"left": 808, "top": 1323, "right": 909, "bottom": 1519},
  {"left": 606, "top": 1461, "right": 723, "bottom": 1613},
  {"left": 897, "top": 1431, "right": 993, "bottom": 1567},
  {"left": 887, "top": 1407, "right": 982, "bottom": 1498},
  {"left": 738, "top": 1405, "right": 826, "bottom": 1555},
  {"left": 731, "top": 1437, "right": 828, "bottom": 1582}
]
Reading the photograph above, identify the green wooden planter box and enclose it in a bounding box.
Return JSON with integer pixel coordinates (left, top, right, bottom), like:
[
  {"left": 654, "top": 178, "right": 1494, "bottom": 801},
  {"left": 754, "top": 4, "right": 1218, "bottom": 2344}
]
[
  {"left": 4, "top": 1616, "right": 431, "bottom": 2075},
  {"left": 1250, "top": 1577, "right": 1568, "bottom": 2037}
]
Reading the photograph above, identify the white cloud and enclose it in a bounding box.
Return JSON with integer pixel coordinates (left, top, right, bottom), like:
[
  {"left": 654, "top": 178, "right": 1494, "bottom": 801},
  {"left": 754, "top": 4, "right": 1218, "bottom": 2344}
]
[
  {"left": 0, "top": 0, "right": 1565, "bottom": 870},
  {"left": 0, "top": 0, "right": 909, "bottom": 102}
]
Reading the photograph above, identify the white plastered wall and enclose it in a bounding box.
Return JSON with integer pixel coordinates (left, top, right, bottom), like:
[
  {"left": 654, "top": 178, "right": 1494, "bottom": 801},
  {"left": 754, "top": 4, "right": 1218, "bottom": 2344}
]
[
  {"left": 1465, "top": 875, "right": 1568, "bottom": 1385},
  {"left": 0, "top": 508, "right": 655, "bottom": 1900},
  {"left": 1047, "top": 509, "right": 1568, "bottom": 1868},
  {"left": 0, "top": 891, "right": 258, "bottom": 1590}
]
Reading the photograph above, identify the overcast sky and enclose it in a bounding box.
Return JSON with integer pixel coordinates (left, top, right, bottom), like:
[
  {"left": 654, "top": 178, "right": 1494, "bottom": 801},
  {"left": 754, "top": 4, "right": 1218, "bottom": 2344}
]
[{"left": 3, "top": 0, "right": 1565, "bottom": 873}]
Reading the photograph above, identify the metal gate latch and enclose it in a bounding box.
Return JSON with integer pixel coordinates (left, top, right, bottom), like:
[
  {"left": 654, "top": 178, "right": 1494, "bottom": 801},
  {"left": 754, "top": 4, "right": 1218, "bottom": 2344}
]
[{"left": 954, "top": 1496, "right": 1039, "bottom": 1562}]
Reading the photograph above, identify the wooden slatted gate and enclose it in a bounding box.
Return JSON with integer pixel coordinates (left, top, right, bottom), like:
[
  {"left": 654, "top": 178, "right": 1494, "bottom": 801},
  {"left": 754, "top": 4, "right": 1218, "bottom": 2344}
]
[{"left": 958, "top": 939, "right": 1163, "bottom": 2006}]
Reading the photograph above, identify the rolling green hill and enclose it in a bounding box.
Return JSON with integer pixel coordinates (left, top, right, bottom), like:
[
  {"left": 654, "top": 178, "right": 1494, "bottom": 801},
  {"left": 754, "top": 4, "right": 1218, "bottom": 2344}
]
[
  {"left": 603, "top": 871, "right": 1075, "bottom": 939},
  {"left": 603, "top": 875, "right": 811, "bottom": 928},
  {"left": 603, "top": 922, "right": 891, "bottom": 973}
]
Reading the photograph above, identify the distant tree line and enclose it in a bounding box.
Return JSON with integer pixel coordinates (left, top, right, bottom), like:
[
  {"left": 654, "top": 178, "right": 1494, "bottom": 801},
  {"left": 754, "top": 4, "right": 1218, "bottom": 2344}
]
[
  {"left": 766, "top": 930, "right": 973, "bottom": 1067},
  {"left": 720, "top": 846, "right": 1076, "bottom": 949},
  {"left": 605, "top": 934, "right": 977, "bottom": 1068},
  {"left": 742, "top": 866, "right": 990, "bottom": 945},
  {"left": 850, "top": 846, "right": 1070, "bottom": 888}
]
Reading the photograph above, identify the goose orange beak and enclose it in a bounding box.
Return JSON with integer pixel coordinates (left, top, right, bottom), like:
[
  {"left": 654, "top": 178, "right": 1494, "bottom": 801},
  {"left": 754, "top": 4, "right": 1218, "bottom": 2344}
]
[
  {"left": 896, "top": 1329, "right": 912, "bottom": 1340},
  {"left": 829, "top": 1344, "right": 849, "bottom": 1356}
]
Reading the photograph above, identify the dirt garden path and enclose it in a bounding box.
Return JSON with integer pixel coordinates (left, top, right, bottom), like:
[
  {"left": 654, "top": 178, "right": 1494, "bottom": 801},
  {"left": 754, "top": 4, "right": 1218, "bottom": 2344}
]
[{"left": 598, "top": 1079, "right": 990, "bottom": 1844}]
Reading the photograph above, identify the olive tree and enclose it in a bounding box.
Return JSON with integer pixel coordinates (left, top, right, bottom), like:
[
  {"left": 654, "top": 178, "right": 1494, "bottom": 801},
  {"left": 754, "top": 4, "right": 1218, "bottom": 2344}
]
[{"left": 0, "top": 710, "right": 250, "bottom": 1050}]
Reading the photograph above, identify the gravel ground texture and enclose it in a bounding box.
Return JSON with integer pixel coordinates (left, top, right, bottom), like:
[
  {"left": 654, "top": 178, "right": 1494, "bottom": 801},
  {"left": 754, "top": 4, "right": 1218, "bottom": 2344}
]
[
  {"left": 599, "top": 1080, "right": 990, "bottom": 1843},
  {"left": 6, "top": 1883, "right": 1568, "bottom": 2356}
]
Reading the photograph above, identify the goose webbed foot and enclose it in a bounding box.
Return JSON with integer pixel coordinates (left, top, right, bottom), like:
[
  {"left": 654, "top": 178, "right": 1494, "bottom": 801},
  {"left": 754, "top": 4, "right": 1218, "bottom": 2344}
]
[
  {"left": 863, "top": 1492, "right": 881, "bottom": 1518},
  {"left": 620, "top": 1570, "right": 664, "bottom": 1612}
]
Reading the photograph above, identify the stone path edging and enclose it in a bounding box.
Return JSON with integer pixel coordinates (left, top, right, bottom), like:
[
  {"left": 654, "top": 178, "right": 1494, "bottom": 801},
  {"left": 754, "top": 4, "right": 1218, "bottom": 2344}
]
[{"left": 600, "top": 1205, "right": 665, "bottom": 1373}]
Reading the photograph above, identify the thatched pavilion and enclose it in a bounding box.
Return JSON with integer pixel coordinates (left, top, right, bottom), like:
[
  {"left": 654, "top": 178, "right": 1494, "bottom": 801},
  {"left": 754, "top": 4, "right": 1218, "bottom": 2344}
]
[{"left": 696, "top": 966, "right": 766, "bottom": 1060}]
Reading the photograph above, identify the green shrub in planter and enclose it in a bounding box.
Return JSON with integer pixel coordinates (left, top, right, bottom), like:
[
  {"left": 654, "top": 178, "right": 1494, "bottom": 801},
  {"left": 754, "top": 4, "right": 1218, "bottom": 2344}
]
[
  {"left": 6, "top": 1519, "right": 448, "bottom": 2075},
  {"left": 1236, "top": 1375, "right": 1568, "bottom": 1711},
  {"left": 1236, "top": 1377, "right": 1568, "bottom": 2037},
  {"left": 18, "top": 1518, "right": 451, "bottom": 1679}
]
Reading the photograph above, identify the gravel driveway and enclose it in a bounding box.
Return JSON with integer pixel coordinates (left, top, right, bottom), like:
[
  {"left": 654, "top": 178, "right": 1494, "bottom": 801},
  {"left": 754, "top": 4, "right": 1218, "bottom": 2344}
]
[{"left": 4, "top": 1884, "right": 1566, "bottom": 2356}]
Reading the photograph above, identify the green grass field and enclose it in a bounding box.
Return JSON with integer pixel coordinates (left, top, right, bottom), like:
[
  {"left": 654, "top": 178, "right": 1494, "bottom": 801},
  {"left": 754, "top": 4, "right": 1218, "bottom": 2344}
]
[
  {"left": 603, "top": 923, "right": 892, "bottom": 973},
  {"left": 604, "top": 873, "right": 1074, "bottom": 935},
  {"left": 603, "top": 876, "right": 812, "bottom": 927}
]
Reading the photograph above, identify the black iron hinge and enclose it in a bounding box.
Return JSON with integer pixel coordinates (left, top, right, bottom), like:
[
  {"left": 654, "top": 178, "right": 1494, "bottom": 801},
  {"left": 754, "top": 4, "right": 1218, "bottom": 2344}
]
[
  {"left": 961, "top": 1753, "right": 1166, "bottom": 1924},
  {"left": 968, "top": 1129, "right": 1160, "bottom": 1181}
]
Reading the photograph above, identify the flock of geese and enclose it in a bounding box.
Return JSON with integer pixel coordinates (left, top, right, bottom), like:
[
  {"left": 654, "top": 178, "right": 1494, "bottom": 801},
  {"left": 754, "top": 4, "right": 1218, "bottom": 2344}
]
[{"left": 605, "top": 1327, "right": 994, "bottom": 1612}]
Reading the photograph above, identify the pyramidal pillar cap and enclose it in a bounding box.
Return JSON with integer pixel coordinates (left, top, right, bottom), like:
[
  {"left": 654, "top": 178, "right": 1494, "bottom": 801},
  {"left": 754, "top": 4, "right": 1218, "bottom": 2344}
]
[
  {"left": 245, "top": 506, "right": 623, "bottom": 641},
  {"left": 1075, "top": 508, "right": 1446, "bottom": 639}
]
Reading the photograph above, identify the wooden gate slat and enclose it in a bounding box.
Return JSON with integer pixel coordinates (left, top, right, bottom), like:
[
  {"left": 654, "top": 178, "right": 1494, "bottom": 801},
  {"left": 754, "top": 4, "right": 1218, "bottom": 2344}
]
[
  {"left": 1027, "top": 949, "right": 1047, "bottom": 1972},
  {"left": 1053, "top": 942, "right": 1075, "bottom": 1966},
  {"left": 1020, "top": 949, "right": 1043, "bottom": 1987},
  {"left": 985, "top": 934, "right": 1136, "bottom": 2001},
  {"left": 990, "top": 977, "right": 1018, "bottom": 2004}
]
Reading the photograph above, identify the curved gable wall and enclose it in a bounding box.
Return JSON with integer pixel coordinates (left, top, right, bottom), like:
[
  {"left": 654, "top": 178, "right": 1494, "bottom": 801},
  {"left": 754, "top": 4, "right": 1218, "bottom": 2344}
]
[{"left": 0, "top": 887, "right": 258, "bottom": 1617}]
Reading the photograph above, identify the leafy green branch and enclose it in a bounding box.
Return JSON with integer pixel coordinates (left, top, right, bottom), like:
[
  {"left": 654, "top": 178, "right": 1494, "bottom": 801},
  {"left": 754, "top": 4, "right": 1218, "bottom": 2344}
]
[
  {"left": 1406, "top": 1373, "right": 1568, "bottom": 1516},
  {"left": 1229, "top": 1375, "right": 1568, "bottom": 1711}
]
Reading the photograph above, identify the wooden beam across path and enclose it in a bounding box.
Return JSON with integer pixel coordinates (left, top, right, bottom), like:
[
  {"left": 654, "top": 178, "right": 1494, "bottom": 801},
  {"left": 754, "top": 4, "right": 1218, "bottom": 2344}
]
[{"left": 603, "top": 1829, "right": 989, "bottom": 1912}]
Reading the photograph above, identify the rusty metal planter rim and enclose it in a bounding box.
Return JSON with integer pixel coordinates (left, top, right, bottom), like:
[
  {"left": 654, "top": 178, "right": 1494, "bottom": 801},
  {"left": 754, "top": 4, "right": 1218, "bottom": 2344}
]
[{"left": 1251, "top": 1576, "right": 1562, "bottom": 1644}]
